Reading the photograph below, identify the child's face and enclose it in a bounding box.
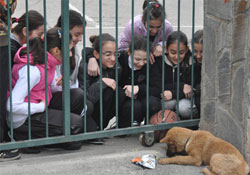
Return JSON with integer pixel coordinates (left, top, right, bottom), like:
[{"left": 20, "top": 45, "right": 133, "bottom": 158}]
[
  {"left": 145, "top": 19, "right": 162, "bottom": 36},
  {"left": 70, "top": 25, "right": 83, "bottom": 47},
  {"left": 95, "top": 41, "right": 116, "bottom": 69},
  {"left": 166, "top": 41, "right": 188, "bottom": 65},
  {"left": 28, "top": 25, "right": 44, "bottom": 40},
  {"left": 52, "top": 41, "right": 73, "bottom": 63},
  {"left": 194, "top": 43, "right": 203, "bottom": 63},
  {"left": 129, "top": 50, "right": 147, "bottom": 70}
]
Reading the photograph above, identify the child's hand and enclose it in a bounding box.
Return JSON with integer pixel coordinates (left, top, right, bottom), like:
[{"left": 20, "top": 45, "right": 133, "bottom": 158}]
[
  {"left": 123, "top": 85, "right": 139, "bottom": 98},
  {"left": 88, "top": 57, "right": 100, "bottom": 76},
  {"left": 149, "top": 53, "right": 155, "bottom": 64},
  {"left": 102, "top": 78, "right": 116, "bottom": 91},
  {"left": 153, "top": 45, "right": 163, "bottom": 57},
  {"left": 56, "top": 76, "right": 63, "bottom": 86},
  {"left": 162, "top": 90, "right": 172, "bottom": 101},
  {"left": 183, "top": 84, "right": 192, "bottom": 99}
]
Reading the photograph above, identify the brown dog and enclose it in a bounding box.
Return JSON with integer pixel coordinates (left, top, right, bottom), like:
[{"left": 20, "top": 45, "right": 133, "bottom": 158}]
[{"left": 158, "top": 127, "right": 249, "bottom": 175}]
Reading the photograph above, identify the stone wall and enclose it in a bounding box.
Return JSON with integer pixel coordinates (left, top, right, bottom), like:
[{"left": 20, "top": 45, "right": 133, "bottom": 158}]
[{"left": 201, "top": 0, "right": 250, "bottom": 161}]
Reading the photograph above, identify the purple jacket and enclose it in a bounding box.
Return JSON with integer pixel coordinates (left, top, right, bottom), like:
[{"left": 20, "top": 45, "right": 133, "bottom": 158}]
[{"left": 118, "top": 15, "right": 173, "bottom": 51}]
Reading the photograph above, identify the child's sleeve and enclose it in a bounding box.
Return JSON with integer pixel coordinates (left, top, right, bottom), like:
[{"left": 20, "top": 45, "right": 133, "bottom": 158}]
[
  {"left": 118, "top": 21, "right": 132, "bottom": 51},
  {"left": 7, "top": 65, "right": 45, "bottom": 115}
]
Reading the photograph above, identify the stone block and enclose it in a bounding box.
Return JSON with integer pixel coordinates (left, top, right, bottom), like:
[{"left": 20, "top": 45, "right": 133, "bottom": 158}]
[
  {"left": 206, "top": 0, "right": 233, "bottom": 21},
  {"left": 231, "top": 66, "right": 244, "bottom": 122},
  {"left": 218, "top": 23, "right": 232, "bottom": 52},
  {"left": 217, "top": 107, "right": 244, "bottom": 153},
  {"left": 232, "top": 14, "right": 248, "bottom": 62},
  {"left": 202, "top": 101, "right": 216, "bottom": 124},
  {"left": 203, "top": 16, "right": 219, "bottom": 98}
]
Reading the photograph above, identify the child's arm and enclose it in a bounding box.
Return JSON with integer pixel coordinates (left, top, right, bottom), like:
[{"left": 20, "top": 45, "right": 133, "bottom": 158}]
[
  {"left": 7, "top": 66, "right": 45, "bottom": 115},
  {"left": 118, "top": 21, "right": 132, "bottom": 51}
]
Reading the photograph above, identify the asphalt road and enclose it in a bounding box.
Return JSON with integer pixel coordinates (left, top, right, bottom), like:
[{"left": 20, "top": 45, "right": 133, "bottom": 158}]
[{"left": 0, "top": 134, "right": 205, "bottom": 175}]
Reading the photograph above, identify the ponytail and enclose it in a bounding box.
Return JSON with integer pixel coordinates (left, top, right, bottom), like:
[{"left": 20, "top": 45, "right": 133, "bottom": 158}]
[
  {"left": 142, "top": 1, "right": 164, "bottom": 24},
  {"left": 20, "top": 27, "right": 72, "bottom": 65},
  {"left": 12, "top": 10, "right": 44, "bottom": 35},
  {"left": 90, "top": 33, "right": 115, "bottom": 53}
]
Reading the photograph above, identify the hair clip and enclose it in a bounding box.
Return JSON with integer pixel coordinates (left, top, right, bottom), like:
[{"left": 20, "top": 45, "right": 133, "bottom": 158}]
[
  {"left": 149, "top": 2, "right": 159, "bottom": 8},
  {"left": 15, "top": 18, "right": 20, "bottom": 22},
  {"left": 41, "top": 36, "right": 44, "bottom": 43},
  {"left": 57, "top": 28, "right": 62, "bottom": 39}
]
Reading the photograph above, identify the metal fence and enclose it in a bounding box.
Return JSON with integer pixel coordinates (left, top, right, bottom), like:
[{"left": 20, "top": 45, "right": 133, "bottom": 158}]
[{"left": 0, "top": 0, "right": 200, "bottom": 151}]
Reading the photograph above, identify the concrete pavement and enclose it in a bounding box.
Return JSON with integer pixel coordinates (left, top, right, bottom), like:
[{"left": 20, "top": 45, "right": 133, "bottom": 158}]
[{"left": 0, "top": 134, "right": 204, "bottom": 175}]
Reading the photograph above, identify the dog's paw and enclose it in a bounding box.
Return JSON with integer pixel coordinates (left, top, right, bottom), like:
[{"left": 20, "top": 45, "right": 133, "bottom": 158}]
[{"left": 158, "top": 158, "right": 168, "bottom": 164}]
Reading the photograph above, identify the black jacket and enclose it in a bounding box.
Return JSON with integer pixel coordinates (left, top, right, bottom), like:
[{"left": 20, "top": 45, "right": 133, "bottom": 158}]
[
  {"left": 11, "top": 38, "right": 22, "bottom": 67},
  {"left": 149, "top": 54, "right": 192, "bottom": 99},
  {"left": 78, "top": 47, "right": 122, "bottom": 103},
  {"left": 118, "top": 51, "right": 147, "bottom": 99}
]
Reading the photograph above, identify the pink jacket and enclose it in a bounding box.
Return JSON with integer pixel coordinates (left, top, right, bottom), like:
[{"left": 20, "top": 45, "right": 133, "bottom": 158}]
[
  {"left": 11, "top": 46, "right": 61, "bottom": 105},
  {"left": 118, "top": 15, "right": 173, "bottom": 51}
]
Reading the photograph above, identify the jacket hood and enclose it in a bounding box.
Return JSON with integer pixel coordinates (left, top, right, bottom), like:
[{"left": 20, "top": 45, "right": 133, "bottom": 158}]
[{"left": 14, "top": 46, "right": 61, "bottom": 68}]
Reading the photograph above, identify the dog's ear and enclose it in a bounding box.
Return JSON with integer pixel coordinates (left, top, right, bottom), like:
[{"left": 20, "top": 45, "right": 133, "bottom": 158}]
[{"left": 160, "top": 135, "right": 169, "bottom": 143}]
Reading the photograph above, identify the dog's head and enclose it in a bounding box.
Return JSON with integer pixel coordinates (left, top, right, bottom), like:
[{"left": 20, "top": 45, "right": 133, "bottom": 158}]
[{"left": 160, "top": 127, "right": 192, "bottom": 157}]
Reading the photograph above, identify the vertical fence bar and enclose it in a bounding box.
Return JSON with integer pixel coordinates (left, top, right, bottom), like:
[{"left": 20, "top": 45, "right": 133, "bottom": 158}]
[
  {"left": 145, "top": 0, "right": 150, "bottom": 125},
  {"left": 82, "top": 0, "right": 87, "bottom": 133},
  {"left": 161, "top": 0, "right": 166, "bottom": 118},
  {"left": 25, "top": 0, "right": 32, "bottom": 140},
  {"left": 115, "top": 0, "right": 119, "bottom": 128},
  {"left": 130, "top": 0, "right": 135, "bottom": 126},
  {"left": 190, "top": 0, "right": 196, "bottom": 119},
  {"left": 176, "top": 0, "right": 181, "bottom": 118},
  {"left": 99, "top": 0, "right": 103, "bottom": 130},
  {"left": 7, "top": 0, "right": 14, "bottom": 142},
  {"left": 61, "top": 0, "right": 70, "bottom": 137},
  {"left": 43, "top": 0, "right": 49, "bottom": 137}
]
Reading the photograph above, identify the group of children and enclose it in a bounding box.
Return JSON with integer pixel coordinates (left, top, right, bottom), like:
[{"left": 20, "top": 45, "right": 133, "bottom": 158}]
[{"left": 0, "top": 0, "right": 203, "bottom": 159}]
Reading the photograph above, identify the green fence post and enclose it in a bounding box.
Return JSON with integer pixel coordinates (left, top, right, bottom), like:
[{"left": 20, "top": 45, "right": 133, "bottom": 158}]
[{"left": 61, "top": 0, "right": 71, "bottom": 137}]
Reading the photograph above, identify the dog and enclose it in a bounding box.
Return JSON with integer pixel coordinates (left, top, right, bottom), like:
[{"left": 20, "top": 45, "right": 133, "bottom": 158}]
[{"left": 158, "top": 127, "right": 249, "bottom": 175}]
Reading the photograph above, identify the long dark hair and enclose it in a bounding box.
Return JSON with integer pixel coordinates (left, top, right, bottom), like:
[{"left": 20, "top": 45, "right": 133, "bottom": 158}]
[
  {"left": 166, "top": 31, "right": 192, "bottom": 68},
  {"left": 193, "top": 29, "right": 203, "bottom": 44},
  {"left": 142, "top": 1, "right": 165, "bottom": 24},
  {"left": 90, "top": 33, "right": 115, "bottom": 53},
  {"left": 56, "top": 10, "right": 86, "bottom": 72},
  {"left": 56, "top": 10, "right": 86, "bottom": 30},
  {"left": 12, "top": 10, "right": 44, "bottom": 36},
  {"left": 20, "top": 27, "right": 70, "bottom": 65}
]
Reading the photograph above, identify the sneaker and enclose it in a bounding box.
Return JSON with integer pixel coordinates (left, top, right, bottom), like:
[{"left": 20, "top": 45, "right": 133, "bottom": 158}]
[
  {"left": 44, "top": 141, "right": 82, "bottom": 151},
  {"left": 0, "top": 149, "right": 21, "bottom": 162},
  {"left": 85, "top": 138, "right": 105, "bottom": 145},
  {"left": 133, "top": 121, "right": 140, "bottom": 126},
  {"left": 63, "top": 142, "right": 82, "bottom": 150}
]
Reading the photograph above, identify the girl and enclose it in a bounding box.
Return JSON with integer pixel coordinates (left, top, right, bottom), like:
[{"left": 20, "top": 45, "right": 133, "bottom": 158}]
[
  {"left": 119, "top": 0, "right": 173, "bottom": 61},
  {"left": 118, "top": 35, "right": 153, "bottom": 128},
  {"left": 87, "top": 0, "right": 173, "bottom": 77},
  {"left": 50, "top": 10, "right": 88, "bottom": 116},
  {"left": 11, "top": 10, "right": 44, "bottom": 66},
  {"left": 7, "top": 27, "right": 83, "bottom": 150},
  {"left": 193, "top": 29, "right": 203, "bottom": 116},
  {"left": 148, "top": 31, "right": 196, "bottom": 119},
  {"left": 80, "top": 33, "right": 125, "bottom": 131}
]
